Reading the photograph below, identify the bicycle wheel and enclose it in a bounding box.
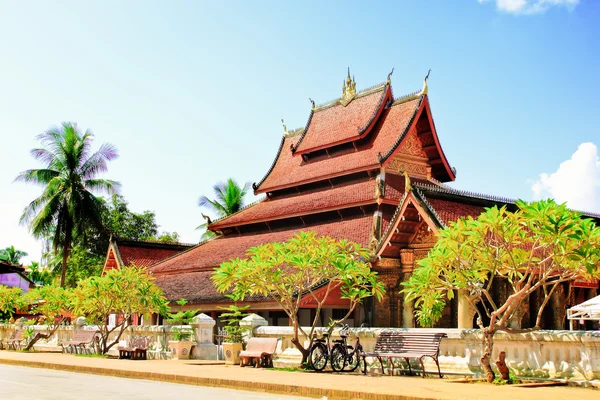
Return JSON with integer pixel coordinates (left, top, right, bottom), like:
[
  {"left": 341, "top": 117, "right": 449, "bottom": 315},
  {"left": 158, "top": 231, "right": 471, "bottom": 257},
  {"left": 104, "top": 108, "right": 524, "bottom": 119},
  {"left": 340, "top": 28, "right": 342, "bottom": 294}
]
[
  {"left": 345, "top": 347, "right": 362, "bottom": 372},
  {"left": 309, "top": 343, "right": 328, "bottom": 372},
  {"left": 330, "top": 344, "right": 346, "bottom": 372}
]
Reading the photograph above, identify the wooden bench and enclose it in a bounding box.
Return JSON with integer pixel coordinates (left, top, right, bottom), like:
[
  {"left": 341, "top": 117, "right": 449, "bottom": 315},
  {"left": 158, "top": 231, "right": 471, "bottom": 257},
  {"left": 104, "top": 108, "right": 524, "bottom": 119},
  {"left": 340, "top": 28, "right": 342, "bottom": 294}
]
[
  {"left": 60, "top": 329, "right": 99, "bottom": 354},
  {"left": 361, "top": 331, "right": 447, "bottom": 377},
  {"left": 239, "top": 338, "right": 279, "bottom": 368},
  {"left": 4, "top": 330, "right": 25, "bottom": 350},
  {"left": 118, "top": 336, "right": 151, "bottom": 360}
]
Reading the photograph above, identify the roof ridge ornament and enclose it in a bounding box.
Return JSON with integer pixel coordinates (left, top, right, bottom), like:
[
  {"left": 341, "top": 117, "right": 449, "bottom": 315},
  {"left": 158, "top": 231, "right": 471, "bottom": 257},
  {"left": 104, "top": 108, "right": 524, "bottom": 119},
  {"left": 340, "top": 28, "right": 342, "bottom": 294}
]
[
  {"left": 387, "top": 68, "right": 394, "bottom": 85},
  {"left": 309, "top": 98, "right": 315, "bottom": 110},
  {"left": 281, "top": 119, "right": 287, "bottom": 134},
  {"left": 421, "top": 69, "right": 431, "bottom": 96},
  {"left": 340, "top": 67, "right": 357, "bottom": 106}
]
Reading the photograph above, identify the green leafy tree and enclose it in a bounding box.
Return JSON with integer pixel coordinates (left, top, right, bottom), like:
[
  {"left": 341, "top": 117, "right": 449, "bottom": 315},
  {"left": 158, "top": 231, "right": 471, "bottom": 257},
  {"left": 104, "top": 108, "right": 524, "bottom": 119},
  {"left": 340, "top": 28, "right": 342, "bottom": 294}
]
[
  {"left": 45, "top": 246, "right": 104, "bottom": 288},
  {"left": 103, "top": 195, "right": 159, "bottom": 241},
  {"left": 16, "top": 122, "right": 120, "bottom": 287},
  {"left": 71, "top": 266, "right": 169, "bottom": 354},
  {"left": 197, "top": 178, "right": 250, "bottom": 240},
  {"left": 0, "top": 246, "right": 28, "bottom": 265},
  {"left": 0, "top": 286, "right": 26, "bottom": 321},
  {"left": 402, "top": 200, "right": 600, "bottom": 382},
  {"left": 212, "top": 232, "right": 385, "bottom": 363},
  {"left": 23, "top": 286, "right": 73, "bottom": 350},
  {"left": 26, "top": 262, "right": 55, "bottom": 286},
  {"left": 218, "top": 305, "right": 250, "bottom": 344},
  {"left": 165, "top": 299, "right": 197, "bottom": 341},
  {"left": 152, "top": 231, "right": 181, "bottom": 243}
]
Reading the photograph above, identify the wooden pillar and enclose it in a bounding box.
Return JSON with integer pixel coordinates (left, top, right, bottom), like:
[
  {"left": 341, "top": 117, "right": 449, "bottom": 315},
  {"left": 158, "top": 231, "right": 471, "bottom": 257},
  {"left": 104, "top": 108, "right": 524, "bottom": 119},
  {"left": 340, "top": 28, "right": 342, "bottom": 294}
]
[{"left": 400, "top": 249, "right": 415, "bottom": 328}]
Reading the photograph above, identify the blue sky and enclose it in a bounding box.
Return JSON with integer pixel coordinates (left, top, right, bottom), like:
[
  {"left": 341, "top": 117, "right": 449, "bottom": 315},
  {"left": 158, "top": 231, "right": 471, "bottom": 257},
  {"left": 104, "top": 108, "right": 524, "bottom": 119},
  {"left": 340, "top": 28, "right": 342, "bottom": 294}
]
[{"left": 1, "top": 0, "right": 599, "bottom": 264}]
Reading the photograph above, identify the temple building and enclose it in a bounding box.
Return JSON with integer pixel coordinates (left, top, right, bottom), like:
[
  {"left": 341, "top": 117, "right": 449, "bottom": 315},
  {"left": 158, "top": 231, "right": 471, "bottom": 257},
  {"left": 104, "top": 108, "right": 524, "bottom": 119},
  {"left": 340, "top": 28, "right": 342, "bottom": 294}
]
[
  {"left": 147, "top": 70, "right": 600, "bottom": 329},
  {"left": 102, "top": 238, "right": 193, "bottom": 273}
]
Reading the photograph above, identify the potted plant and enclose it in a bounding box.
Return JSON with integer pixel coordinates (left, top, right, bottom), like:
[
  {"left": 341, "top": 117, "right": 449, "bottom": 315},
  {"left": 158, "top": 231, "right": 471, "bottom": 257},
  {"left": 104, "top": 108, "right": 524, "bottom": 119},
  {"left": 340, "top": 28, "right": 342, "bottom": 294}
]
[
  {"left": 166, "top": 299, "right": 196, "bottom": 360},
  {"left": 219, "top": 305, "right": 249, "bottom": 365}
]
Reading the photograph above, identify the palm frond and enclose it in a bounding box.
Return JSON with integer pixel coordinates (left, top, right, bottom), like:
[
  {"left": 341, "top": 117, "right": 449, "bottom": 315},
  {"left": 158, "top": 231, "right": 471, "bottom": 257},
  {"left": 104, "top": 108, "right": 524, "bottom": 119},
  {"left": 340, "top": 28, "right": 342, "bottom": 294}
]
[{"left": 14, "top": 169, "right": 60, "bottom": 185}]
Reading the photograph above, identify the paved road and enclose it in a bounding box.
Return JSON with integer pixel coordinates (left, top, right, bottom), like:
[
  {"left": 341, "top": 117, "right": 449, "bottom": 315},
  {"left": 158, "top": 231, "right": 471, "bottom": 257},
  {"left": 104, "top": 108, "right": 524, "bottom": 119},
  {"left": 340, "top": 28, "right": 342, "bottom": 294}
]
[{"left": 0, "top": 365, "right": 313, "bottom": 400}]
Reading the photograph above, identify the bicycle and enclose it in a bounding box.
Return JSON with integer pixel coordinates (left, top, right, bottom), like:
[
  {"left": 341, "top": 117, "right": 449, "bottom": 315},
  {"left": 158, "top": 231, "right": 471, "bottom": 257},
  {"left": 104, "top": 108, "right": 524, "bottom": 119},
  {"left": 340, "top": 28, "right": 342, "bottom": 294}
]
[
  {"left": 308, "top": 325, "right": 348, "bottom": 372},
  {"left": 330, "top": 324, "right": 364, "bottom": 372}
]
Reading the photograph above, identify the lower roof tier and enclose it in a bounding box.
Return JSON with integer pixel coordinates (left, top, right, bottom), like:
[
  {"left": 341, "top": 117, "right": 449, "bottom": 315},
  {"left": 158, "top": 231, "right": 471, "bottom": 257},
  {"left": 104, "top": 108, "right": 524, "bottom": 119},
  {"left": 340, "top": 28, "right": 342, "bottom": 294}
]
[
  {"left": 209, "top": 173, "right": 407, "bottom": 231},
  {"left": 149, "top": 212, "right": 390, "bottom": 276}
]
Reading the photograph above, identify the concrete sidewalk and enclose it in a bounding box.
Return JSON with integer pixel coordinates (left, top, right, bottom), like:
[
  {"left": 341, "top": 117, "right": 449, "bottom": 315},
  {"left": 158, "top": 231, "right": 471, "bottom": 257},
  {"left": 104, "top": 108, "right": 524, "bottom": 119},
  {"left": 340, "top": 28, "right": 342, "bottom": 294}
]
[{"left": 0, "top": 351, "right": 597, "bottom": 400}]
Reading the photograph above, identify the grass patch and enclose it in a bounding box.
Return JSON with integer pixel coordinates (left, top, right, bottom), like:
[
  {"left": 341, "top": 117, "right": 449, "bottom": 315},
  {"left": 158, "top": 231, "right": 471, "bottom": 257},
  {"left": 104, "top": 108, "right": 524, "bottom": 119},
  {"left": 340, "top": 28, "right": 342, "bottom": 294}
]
[
  {"left": 275, "top": 366, "right": 303, "bottom": 373},
  {"left": 75, "top": 353, "right": 109, "bottom": 358}
]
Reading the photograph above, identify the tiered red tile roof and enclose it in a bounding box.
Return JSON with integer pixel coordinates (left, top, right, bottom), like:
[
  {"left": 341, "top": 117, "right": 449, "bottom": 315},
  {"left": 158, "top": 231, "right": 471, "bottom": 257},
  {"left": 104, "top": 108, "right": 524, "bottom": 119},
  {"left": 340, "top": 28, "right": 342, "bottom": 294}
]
[
  {"left": 149, "top": 214, "right": 376, "bottom": 276},
  {"left": 255, "top": 97, "right": 423, "bottom": 193},
  {"left": 210, "top": 177, "right": 404, "bottom": 230},
  {"left": 293, "top": 85, "right": 390, "bottom": 154},
  {"left": 103, "top": 240, "right": 193, "bottom": 273}
]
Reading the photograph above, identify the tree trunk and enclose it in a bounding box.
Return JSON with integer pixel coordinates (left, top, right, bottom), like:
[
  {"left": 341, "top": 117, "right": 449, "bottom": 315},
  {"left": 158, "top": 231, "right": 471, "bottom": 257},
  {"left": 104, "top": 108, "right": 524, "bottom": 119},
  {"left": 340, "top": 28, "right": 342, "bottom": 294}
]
[
  {"left": 290, "top": 337, "right": 309, "bottom": 365},
  {"left": 481, "top": 329, "right": 496, "bottom": 383},
  {"left": 495, "top": 351, "right": 509, "bottom": 380},
  {"left": 290, "top": 318, "right": 309, "bottom": 364},
  {"left": 24, "top": 322, "right": 63, "bottom": 351},
  {"left": 60, "top": 228, "right": 72, "bottom": 288}
]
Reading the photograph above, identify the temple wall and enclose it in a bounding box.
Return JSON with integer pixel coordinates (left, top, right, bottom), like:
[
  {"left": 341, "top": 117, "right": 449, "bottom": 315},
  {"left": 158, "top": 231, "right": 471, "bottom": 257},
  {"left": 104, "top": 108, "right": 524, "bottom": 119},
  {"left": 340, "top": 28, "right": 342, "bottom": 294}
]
[
  {"left": 250, "top": 326, "right": 600, "bottom": 380},
  {"left": 3, "top": 322, "right": 599, "bottom": 380}
]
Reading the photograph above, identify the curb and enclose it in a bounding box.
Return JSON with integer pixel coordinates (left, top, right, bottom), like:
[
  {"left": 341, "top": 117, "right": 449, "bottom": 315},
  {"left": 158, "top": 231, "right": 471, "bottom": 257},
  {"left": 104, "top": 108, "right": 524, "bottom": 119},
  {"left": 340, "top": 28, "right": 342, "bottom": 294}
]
[{"left": 0, "top": 358, "right": 433, "bottom": 400}]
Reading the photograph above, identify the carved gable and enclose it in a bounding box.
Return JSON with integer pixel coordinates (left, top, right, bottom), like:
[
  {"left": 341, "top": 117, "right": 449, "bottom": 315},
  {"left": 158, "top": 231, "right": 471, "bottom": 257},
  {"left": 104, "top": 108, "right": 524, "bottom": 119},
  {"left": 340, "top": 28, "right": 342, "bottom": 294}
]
[
  {"left": 410, "top": 222, "right": 437, "bottom": 246},
  {"left": 398, "top": 130, "right": 427, "bottom": 158}
]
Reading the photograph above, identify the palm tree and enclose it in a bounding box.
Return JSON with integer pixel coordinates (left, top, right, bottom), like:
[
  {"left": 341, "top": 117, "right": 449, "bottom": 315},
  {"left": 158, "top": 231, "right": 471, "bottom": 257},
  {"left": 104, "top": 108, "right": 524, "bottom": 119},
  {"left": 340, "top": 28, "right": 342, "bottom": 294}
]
[
  {"left": 0, "top": 246, "right": 28, "bottom": 265},
  {"left": 197, "top": 178, "right": 251, "bottom": 240},
  {"left": 16, "top": 122, "right": 120, "bottom": 287}
]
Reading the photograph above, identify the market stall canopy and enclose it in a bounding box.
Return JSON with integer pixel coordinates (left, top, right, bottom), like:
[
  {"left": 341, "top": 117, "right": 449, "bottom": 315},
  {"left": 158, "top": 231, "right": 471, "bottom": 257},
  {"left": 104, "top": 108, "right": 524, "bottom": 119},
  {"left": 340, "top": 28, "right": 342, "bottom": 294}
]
[{"left": 567, "top": 295, "right": 600, "bottom": 329}]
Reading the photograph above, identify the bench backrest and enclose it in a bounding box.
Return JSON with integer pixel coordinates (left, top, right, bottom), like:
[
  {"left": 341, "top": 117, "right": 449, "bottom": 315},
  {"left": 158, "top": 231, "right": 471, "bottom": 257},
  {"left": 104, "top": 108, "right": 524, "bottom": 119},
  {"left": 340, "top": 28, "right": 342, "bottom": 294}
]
[
  {"left": 373, "top": 331, "right": 447, "bottom": 356},
  {"left": 130, "top": 336, "right": 151, "bottom": 349},
  {"left": 245, "top": 337, "right": 278, "bottom": 354},
  {"left": 72, "top": 329, "right": 98, "bottom": 342}
]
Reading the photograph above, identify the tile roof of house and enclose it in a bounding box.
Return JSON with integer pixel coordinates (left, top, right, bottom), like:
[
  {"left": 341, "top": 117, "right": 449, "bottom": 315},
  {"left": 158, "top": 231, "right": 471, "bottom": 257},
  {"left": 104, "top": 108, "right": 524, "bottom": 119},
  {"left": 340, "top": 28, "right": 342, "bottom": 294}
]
[
  {"left": 115, "top": 240, "right": 194, "bottom": 268},
  {"left": 148, "top": 213, "right": 376, "bottom": 276},
  {"left": 254, "top": 96, "right": 423, "bottom": 193},
  {"left": 293, "top": 84, "right": 390, "bottom": 154},
  {"left": 209, "top": 176, "right": 403, "bottom": 230}
]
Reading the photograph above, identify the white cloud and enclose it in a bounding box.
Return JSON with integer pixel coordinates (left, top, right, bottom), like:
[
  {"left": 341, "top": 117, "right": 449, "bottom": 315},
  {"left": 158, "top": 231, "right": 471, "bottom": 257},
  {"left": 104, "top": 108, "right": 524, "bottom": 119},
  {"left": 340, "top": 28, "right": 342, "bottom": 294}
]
[
  {"left": 532, "top": 143, "right": 600, "bottom": 214},
  {"left": 478, "top": 0, "right": 579, "bottom": 14}
]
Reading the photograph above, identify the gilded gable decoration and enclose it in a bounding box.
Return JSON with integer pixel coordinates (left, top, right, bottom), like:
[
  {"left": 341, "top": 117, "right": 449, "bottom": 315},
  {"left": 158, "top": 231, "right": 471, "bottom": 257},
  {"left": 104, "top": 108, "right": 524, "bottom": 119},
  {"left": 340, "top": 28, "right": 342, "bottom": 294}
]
[{"left": 340, "top": 68, "right": 357, "bottom": 106}]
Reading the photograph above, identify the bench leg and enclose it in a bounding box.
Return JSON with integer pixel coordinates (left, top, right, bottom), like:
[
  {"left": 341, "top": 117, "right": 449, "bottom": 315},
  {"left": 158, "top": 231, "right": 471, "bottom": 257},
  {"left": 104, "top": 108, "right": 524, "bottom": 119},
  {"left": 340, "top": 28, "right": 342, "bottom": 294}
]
[
  {"left": 434, "top": 356, "right": 442, "bottom": 378},
  {"left": 388, "top": 357, "right": 394, "bottom": 376},
  {"left": 419, "top": 356, "right": 426, "bottom": 378},
  {"left": 404, "top": 358, "right": 412, "bottom": 376},
  {"left": 377, "top": 356, "right": 385, "bottom": 375}
]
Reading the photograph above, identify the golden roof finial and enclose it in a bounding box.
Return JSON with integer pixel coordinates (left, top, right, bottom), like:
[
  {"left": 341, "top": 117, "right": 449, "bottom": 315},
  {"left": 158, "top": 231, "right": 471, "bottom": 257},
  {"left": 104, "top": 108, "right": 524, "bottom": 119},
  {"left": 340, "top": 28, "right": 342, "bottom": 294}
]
[
  {"left": 281, "top": 119, "right": 287, "bottom": 134},
  {"left": 403, "top": 170, "right": 412, "bottom": 192},
  {"left": 421, "top": 69, "right": 431, "bottom": 96},
  {"left": 387, "top": 67, "right": 394, "bottom": 85},
  {"left": 341, "top": 68, "right": 357, "bottom": 106}
]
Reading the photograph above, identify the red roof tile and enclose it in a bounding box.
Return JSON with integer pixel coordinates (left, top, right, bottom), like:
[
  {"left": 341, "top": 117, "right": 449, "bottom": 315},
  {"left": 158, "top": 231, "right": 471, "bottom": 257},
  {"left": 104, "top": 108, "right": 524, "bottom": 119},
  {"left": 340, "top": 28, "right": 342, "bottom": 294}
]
[
  {"left": 116, "top": 241, "right": 193, "bottom": 268},
  {"left": 210, "top": 178, "right": 391, "bottom": 229},
  {"left": 425, "top": 198, "right": 485, "bottom": 226},
  {"left": 255, "top": 97, "right": 422, "bottom": 193},
  {"left": 149, "top": 214, "right": 375, "bottom": 275},
  {"left": 294, "top": 86, "right": 389, "bottom": 154}
]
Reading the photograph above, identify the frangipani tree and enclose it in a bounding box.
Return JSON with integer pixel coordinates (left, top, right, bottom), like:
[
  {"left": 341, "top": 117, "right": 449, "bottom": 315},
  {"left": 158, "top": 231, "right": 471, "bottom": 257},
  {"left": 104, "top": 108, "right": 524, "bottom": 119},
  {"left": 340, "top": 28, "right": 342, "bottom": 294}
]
[
  {"left": 402, "top": 199, "right": 600, "bottom": 382},
  {"left": 0, "top": 286, "right": 27, "bottom": 321},
  {"left": 212, "top": 231, "right": 385, "bottom": 363},
  {"left": 24, "top": 286, "right": 73, "bottom": 350},
  {"left": 71, "top": 266, "right": 169, "bottom": 354}
]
